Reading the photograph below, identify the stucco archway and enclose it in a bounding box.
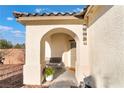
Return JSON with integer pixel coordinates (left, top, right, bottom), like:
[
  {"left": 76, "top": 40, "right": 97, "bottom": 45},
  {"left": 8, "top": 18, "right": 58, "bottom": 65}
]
[
  {"left": 40, "top": 28, "right": 80, "bottom": 83},
  {"left": 14, "top": 11, "right": 90, "bottom": 86}
]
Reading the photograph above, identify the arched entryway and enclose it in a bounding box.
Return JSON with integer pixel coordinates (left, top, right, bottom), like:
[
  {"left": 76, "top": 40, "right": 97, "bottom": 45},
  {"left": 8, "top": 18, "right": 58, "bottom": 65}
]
[
  {"left": 14, "top": 11, "right": 89, "bottom": 86},
  {"left": 40, "top": 28, "right": 80, "bottom": 85}
]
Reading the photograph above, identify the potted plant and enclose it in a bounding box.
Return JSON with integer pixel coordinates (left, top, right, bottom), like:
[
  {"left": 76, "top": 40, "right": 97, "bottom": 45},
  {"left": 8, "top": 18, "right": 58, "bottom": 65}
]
[{"left": 45, "top": 67, "right": 55, "bottom": 81}]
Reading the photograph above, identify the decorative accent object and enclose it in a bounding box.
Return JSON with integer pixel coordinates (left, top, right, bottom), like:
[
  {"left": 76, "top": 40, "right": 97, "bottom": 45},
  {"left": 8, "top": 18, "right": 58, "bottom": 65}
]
[
  {"left": 83, "top": 24, "right": 87, "bottom": 45},
  {"left": 45, "top": 67, "right": 55, "bottom": 81}
]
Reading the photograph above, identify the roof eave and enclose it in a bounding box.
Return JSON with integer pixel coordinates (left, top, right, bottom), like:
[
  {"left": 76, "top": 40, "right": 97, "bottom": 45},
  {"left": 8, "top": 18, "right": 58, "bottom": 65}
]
[{"left": 16, "top": 16, "right": 84, "bottom": 25}]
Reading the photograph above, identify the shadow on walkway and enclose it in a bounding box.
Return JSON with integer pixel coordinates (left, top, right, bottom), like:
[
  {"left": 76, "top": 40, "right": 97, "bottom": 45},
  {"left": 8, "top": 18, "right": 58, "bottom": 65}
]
[
  {"left": 53, "top": 68, "right": 66, "bottom": 80},
  {"left": 49, "top": 69, "right": 77, "bottom": 88}
]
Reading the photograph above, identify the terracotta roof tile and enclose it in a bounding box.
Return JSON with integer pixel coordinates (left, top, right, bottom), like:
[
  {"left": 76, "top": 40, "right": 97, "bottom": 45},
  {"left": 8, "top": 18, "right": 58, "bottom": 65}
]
[
  {"left": 13, "top": 11, "right": 79, "bottom": 18},
  {"left": 13, "top": 6, "right": 89, "bottom": 19}
]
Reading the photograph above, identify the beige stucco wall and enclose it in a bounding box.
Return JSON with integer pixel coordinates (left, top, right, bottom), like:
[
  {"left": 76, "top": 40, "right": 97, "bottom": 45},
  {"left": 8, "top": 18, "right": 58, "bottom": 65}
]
[
  {"left": 51, "top": 34, "right": 70, "bottom": 62},
  {"left": 24, "top": 25, "right": 89, "bottom": 85},
  {"left": 87, "top": 5, "right": 124, "bottom": 87}
]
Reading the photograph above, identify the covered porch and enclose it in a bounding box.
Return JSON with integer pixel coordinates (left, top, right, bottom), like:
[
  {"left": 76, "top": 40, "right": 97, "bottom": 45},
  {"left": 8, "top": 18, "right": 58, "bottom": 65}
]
[{"left": 13, "top": 11, "right": 90, "bottom": 86}]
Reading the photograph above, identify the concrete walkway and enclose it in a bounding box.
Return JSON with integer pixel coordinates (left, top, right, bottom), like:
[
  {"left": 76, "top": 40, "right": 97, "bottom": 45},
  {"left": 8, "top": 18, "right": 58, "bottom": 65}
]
[{"left": 49, "top": 68, "right": 78, "bottom": 88}]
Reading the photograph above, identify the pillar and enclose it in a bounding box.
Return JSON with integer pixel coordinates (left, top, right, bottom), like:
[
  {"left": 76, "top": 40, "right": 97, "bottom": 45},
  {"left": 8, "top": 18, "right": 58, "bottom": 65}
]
[{"left": 23, "top": 29, "right": 41, "bottom": 85}]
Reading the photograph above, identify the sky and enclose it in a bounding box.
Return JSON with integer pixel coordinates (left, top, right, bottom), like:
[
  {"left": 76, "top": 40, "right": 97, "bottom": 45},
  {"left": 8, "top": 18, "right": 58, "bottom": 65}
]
[{"left": 0, "top": 5, "right": 86, "bottom": 44}]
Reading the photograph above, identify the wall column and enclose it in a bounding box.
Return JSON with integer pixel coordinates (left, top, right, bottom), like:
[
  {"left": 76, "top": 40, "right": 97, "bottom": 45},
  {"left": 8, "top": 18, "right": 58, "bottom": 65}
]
[
  {"left": 75, "top": 37, "right": 90, "bottom": 84},
  {"left": 23, "top": 28, "right": 41, "bottom": 85}
]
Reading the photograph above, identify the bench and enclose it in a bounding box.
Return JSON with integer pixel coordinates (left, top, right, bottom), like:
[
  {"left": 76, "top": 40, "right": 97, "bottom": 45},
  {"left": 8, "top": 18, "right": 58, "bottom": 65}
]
[{"left": 46, "top": 57, "right": 64, "bottom": 68}]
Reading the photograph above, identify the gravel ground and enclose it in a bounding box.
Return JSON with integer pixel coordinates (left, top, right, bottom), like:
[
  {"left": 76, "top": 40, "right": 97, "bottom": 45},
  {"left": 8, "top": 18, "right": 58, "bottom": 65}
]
[
  {"left": 0, "top": 73, "right": 23, "bottom": 88},
  {"left": 0, "top": 65, "right": 23, "bottom": 88}
]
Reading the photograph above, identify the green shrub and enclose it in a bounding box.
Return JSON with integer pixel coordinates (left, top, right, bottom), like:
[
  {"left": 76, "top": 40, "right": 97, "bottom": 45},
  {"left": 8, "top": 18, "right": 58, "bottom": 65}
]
[{"left": 45, "top": 67, "right": 55, "bottom": 77}]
